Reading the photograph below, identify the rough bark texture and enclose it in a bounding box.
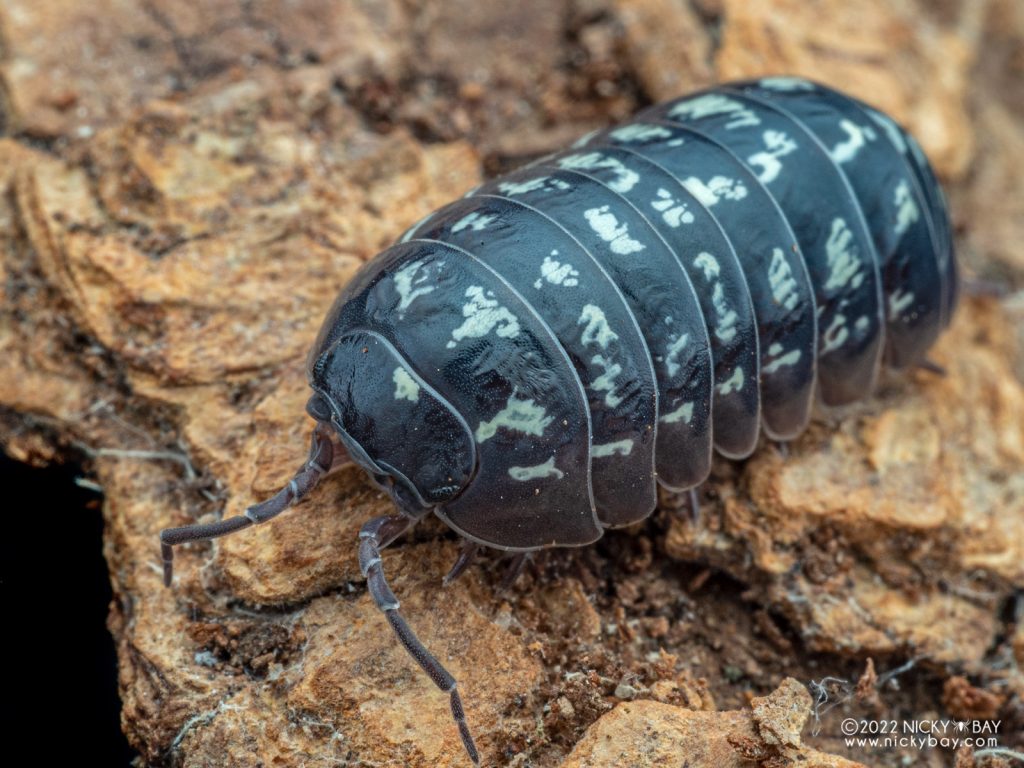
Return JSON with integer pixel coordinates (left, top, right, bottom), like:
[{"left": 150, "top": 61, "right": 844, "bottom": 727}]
[{"left": 1, "top": 1, "right": 1022, "bottom": 766}]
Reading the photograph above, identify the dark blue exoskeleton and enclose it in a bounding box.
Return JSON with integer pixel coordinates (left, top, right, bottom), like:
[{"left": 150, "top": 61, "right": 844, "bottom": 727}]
[{"left": 159, "top": 77, "right": 957, "bottom": 765}]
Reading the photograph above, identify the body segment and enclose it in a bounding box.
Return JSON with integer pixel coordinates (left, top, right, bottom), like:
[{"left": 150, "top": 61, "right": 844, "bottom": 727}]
[
  {"left": 406, "top": 196, "right": 660, "bottom": 528},
  {"left": 549, "top": 144, "right": 761, "bottom": 459},
  {"left": 473, "top": 165, "right": 715, "bottom": 494}
]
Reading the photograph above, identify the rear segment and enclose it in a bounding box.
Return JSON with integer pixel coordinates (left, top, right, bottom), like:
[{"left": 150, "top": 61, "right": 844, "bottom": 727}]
[
  {"left": 581, "top": 123, "right": 818, "bottom": 440},
  {"left": 864, "top": 101, "right": 959, "bottom": 329},
  {"left": 727, "top": 77, "right": 949, "bottom": 369},
  {"left": 645, "top": 89, "right": 886, "bottom": 407}
]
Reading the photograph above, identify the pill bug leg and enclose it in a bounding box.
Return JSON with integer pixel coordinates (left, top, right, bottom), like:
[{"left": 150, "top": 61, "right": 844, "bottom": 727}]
[
  {"left": 443, "top": 540, "right": 480, "bottom": 586},
  {"left": 961, "top": 277, "right": 1009, "bottom": 299},
  {"left": 445, "top": 542, "right": 528, "bottom": 594},
  {"left": 159, "top": 422, "right": 336, "bottom": 586},
  {"left": 917, "top": 359, "right": 947, "bottom": 377},
  {"left": 657, "top": 485, "right": 701, "bottom": 524},
  {"left": 687, "top": 488, "right": 700, "bottom": 523},
  {"left": 498, "top": 552, "right": 531, "bottom": 595},
  {"left": 359, "top": 514, "right": 480, "bottom": 765}
]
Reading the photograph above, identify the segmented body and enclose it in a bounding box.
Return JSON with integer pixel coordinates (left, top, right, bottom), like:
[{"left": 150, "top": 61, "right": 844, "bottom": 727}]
[
  {"left": 312, "top": 76, "right": 956, "bottom": 551},
  {"left": 161, "top": 77, "right": 956, "bottom": 766}
]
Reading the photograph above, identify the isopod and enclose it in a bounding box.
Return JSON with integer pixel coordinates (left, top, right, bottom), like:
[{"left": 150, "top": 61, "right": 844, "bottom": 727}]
[{"left": 159, "top": 76, "right": 956, "bottom": 764}]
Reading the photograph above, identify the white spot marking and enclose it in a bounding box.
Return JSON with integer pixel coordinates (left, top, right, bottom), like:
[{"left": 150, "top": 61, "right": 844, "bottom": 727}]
[
  {"left": 824, "top": 218, "right": 863, "bottom": 291},
  {"left": 578, "top": 305, "right": 619, "bottom": 349},
  {"left": 717, "top": 367, "right": 745, "bottom": 395},
  {"left": 758, "top": 77, "right": 814, "bottom": 91},
  {"left": 476, "top": 393, "right": 553, "bottom": 443},
  {"left": 768, "top": 247, "right": 799, "bottom": 311},
  {"left": 651, "top": 187, "right": 695, "bottom": 227},
  {"left": 664, "top": 332, "right": 690, "bottom": 377},
  {"left": 610, "top": 123, "right": 672, "bottom": 142},
  {"left": 394, "top": 259, "right": 438, "bottom": 316},
  {"left": 498, "top": 177, "right": 549, "bottom": 195},
  {"left": 592, "top": 439, "right": 634, "bottom": 458},
  {"left": 854, "top": 316, "right": 870, "bottom": 332},
  {"left": 893, "top": 180, "right": 920, "bottom": 236},
  {"left": 821, "top": 313, "right": 849, "bottom": 354},
  {"left": 590, "top": 354, "right": 624, "bottom": 408},
  {"left": 668, "top": 93, "right": 761, "bottom": 129},
  {"left": 867, "top": 109, "right": 907, "bottom": 154},
  {"left": 763, "top": 344, "right": 802, "bottom": 374},
  {"left": 392, "top": 367, "right": 420, "bottom": 402},
  {"left": 681, "top": 176, "right": 748, "bottom": 207},
  {"left": 829, "top": 120, "right": 877, "bottom": 164},
  {"left": 508, "top": 457, "right": 564, "bottom": 481},
  {"left": 572, "top": 129, "right": 600, "bottom": 148},
  {"left": 694, "top": 252, "right": 738, "bottom": 343},
  {"left": 747, "top": 129, "right": 798, "bottom": 183},
  {"left": 447, "top": 286, "right": 521, "bottom": 349},
  {"left": 889, "top": 288, "right": 915, "bottom": 318},
  {"left": 534, "top": 252, "right": 580, "bottom": 289},
  {"left": 584, "top": 206, "right": 646, "bottom": 255},
  {"left": 557, "top": 152, "right": 640, "bottom": 193},
  {"left": 661, "top": 401, "right": 694, "bottom": 425},
  {"left": 694, "top": 251, "right": 720, "bottom": 280},
  {"left": 452, "top": 211, "right": 496, "bottom": 232},
  {"left": 579, "top": 306, "right": 625, "bottom": 407}
]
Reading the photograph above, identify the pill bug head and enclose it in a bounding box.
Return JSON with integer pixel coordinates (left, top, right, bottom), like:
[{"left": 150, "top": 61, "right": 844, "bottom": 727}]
[{"left": 307, "top": 328, "right": 477, "bottom": 516}]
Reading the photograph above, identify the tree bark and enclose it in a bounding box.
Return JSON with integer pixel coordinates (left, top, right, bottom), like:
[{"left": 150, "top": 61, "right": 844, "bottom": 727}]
[{"left": 1, "top": 1, "right": 1021, "bottom": 765}]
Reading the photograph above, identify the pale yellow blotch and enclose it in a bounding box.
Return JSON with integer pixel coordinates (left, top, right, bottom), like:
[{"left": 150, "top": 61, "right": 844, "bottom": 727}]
[
  {"left": 392, "top": 367, "right": 420, "bottom": 402},
  {"left": 476, "top": 393, "right": 553, "bottom": 443}
]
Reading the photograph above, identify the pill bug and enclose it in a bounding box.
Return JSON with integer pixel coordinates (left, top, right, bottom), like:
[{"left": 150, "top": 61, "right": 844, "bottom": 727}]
[{"left": 159, "top": 76, "right": 957, "bottom": 764}]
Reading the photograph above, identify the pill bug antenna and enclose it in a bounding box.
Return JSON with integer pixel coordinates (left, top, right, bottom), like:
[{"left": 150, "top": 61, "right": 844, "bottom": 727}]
[
  {"left": 359, "top": 514, "right": 481, "bottom": 764},
  {"left": 159, "top": 420, "right": 344, "bottom": 587}
]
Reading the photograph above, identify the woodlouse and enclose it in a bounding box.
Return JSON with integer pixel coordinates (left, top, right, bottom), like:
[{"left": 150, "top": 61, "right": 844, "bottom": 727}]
[{"left": 159, "top": 76, "right": 957, "bottom": 764}]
